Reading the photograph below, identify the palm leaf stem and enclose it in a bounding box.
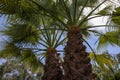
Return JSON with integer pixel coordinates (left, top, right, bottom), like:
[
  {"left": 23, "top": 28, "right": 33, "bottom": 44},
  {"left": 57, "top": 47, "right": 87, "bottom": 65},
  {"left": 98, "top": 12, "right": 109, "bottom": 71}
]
[
  {"left": 76, "top": 0, "right": 89, "bottom": 23},
  {"left": 79, "top": 0, "right": 107, "bottom": 26},
  {"left": 31, "top": 0, "right": 68, "bottom": 28}
]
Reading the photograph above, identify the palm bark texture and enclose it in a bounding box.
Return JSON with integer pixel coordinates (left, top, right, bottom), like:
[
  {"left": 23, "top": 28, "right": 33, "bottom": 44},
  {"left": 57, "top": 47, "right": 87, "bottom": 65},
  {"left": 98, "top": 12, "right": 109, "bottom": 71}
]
[
  {"left": 64, "top": 27, "right": 96, "bottom": 80},
  {"left": 42, "top": 48, "right": 63, "bottom": 80}
]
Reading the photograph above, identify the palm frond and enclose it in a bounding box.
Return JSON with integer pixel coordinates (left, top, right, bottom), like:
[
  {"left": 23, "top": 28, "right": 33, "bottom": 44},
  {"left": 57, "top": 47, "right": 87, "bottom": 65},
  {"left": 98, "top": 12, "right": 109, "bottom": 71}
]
[
  {"left": 21, "top": 49, "right": 44, "bottom": 72},
  {"left": 31, "top": 0, "right": 67, "bottom": 28},
  {"left": 2, "top": 23, "right": 40, "bottom": 45},
  {"left": 97, "top": 5, "right": 113, "bottom": 16},
  {"left": 111, "top": 7, "right": 120, "bottom": 25},
  {"left": 79, "top": 0, "right": 107, "bottom": 26},
  {"left": 39, "top": 17, "right": 66, "bottom": 49},
  {"left": 87, "top": 29, "right": 120, "bottom": 50},
  {"left": 97, "top": 31, "right": 120, "bottom": 49},
  {"left": 0, "top": 42, "right": 21, "bottom": 58},
  {"left": 89, "top": 52, "right": 115, "bottom": 70}
]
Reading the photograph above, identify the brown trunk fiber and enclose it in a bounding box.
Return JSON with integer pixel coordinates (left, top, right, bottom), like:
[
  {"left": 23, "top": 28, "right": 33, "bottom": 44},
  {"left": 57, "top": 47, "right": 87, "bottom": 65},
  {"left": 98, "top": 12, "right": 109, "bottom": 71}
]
[
  {"left": 64, "top": 27, "right": 96, "bottom": 80},
  {"left": 42, "top": 48, "right": 63, "bottom": 80}
]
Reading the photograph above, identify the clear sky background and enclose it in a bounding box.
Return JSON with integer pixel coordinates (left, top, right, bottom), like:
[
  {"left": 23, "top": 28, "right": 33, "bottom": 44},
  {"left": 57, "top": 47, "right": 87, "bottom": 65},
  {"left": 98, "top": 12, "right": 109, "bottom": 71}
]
[{"left": 0, "top": 16, "right": 120, "bottom": 55}]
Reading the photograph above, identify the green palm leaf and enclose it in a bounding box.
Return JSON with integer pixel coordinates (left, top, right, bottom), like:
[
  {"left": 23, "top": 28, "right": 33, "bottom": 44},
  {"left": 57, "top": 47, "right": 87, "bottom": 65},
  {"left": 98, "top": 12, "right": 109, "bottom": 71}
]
[
  {"left": 0, "top": 42, "right": 21, "bottom": 58},
  {"left": 3, "top": 24, "right": 40, "bottom": 45},
  {"left": 111, "top": 7, "right": 120, "bottom": 25},
  {"left": 21, "top": 49, "right": 44, "bottom": 72},
  {"left": 89, "top": 52, "right": 114, "bottom": 70},
  {"left": 97, "top": 31, "right": 120, "bottom": 49}
]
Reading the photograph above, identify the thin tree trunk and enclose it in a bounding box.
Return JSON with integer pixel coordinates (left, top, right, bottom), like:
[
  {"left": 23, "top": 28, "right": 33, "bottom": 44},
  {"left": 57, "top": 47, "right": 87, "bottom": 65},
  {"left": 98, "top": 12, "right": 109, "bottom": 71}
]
[
  {"left": 42, "top": 48, "right": 63, "bottom": 80},
  {"left": 64, "top": 27, "right": 96, "bottom": 80}
]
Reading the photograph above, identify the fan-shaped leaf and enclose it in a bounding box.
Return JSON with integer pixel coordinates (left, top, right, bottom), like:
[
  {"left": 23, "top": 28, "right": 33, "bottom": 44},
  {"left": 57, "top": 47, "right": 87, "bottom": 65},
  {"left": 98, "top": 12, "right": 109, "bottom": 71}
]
[
  {"left": 0, "top": 42, "right": 21, "bottom": 58},
  {"left": 21, "top": 50, "right": 44, "bottom": 72},
  {"left": 97, "top": 31, "right": 120, "bottom": 49},
  {"left": 3, "top": 24, "right": 40, "bottom": 45},
  {"left": 89, "top": 52, "right": 114, "bottom": 70}
]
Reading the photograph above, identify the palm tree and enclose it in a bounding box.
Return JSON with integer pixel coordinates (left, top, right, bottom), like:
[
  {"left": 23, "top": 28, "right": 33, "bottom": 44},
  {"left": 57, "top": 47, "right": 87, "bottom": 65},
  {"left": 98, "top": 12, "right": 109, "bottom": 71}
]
[
  {"left": 0, "top": 0, "right": 120, "bottom": 80},
  {"left": 0, "top": 21, "right": 65, "bottom": 80},
  {"left": 0, "top": 4, "right": 66, "bottom": 79},
  {"left": 1, "top": 1, "right": 65, "bottom": 80},
  {"left": 39, "top": 18, "right": 65, "bottom": 80},
  {"left": 31, "top": 0, "right": 120, "bottom": 80},
  {"left": 0, "top": 1, "right": 65, "bottom": 80}
]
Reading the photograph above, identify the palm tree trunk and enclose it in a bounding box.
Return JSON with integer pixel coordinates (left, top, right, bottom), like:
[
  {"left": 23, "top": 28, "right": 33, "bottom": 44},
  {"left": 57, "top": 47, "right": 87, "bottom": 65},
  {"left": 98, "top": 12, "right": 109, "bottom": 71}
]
[
  {"left": 42, "top": 48, "right": 63, "bottom": 80},
  {"left": 64, "top": 27, "right": 96, "bottom": 80}
]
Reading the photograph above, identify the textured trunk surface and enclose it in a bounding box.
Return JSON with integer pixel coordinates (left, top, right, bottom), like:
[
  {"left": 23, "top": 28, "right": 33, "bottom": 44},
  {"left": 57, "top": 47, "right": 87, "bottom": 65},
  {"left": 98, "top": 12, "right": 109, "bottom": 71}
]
[
  {"left": 42, "top": 48, "right": 63, "bottom": 80},
  {"left": 64, "top": 27, "right": 96, "bottom": 80}
]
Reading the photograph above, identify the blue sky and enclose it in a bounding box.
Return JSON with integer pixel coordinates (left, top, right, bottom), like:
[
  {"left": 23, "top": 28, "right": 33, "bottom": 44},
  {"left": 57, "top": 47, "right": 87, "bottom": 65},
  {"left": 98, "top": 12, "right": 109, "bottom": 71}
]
[
  {"left": 0, "top": 16, "right": 120, "bottom": 54},
  {"left": 84, "top": 34, "right": 120, "bottom": 54}
]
